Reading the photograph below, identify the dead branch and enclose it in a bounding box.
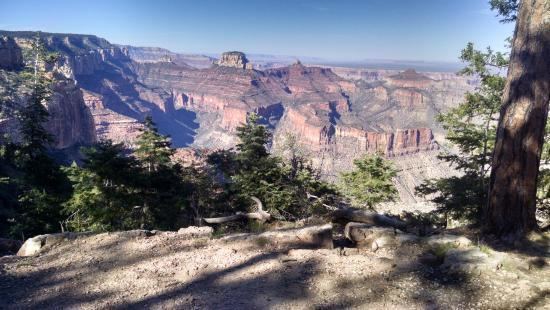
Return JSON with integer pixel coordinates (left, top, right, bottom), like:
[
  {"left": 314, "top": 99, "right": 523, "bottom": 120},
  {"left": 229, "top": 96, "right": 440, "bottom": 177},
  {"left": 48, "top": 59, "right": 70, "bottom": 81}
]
[
  {"left": 306, "top": 192, "right": 339, "bottom": 211},
  {"left": 203, "top": 196, "right": 271, "bottom": 224},
  {"left": 305, "top": 192, "right": 406, "bottom": 230},
  {"left": 332, "top": 208, "right": 407, "bottom": 230}
]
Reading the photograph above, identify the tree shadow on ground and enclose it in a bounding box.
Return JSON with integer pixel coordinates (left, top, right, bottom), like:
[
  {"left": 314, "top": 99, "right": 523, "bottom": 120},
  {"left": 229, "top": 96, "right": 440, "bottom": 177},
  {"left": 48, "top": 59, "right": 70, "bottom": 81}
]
[
  {"left": 1, "top": 229, "right": 547, "bottom": 309},
  {"left": 0, "top": 233, "right": 208, "bottom": 308}
]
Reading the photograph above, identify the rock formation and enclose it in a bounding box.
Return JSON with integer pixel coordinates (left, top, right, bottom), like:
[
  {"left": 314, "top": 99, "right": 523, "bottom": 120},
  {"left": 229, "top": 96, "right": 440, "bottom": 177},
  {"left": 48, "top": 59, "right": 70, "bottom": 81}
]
[
  {"left": 216, "top": 51, "right": 253, "bottom": 69},
  {"left": 387, "top": 69, "right": 433, "bottom": 89},
  {"left": 0, "top": 30, "right": 477, "bottom": 203},
  {"left": 45, "top": 80, "right": 97, "bottom": 148},
  {"left": 0, "top": 36, "right": 23, "bottom": 70},
  {"left": 120, "top": 45, "right": 214, "bottom": 68},
  {"left": 0, "top": 34, "right": 96, "bottom": 150}
]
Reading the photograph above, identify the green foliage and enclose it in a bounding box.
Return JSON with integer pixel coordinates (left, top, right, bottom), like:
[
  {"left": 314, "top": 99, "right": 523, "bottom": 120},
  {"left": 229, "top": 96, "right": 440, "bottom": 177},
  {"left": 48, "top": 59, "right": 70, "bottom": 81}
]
[
  {"left": 339, "top": 154, "right": 397, "bottom": 209},
  {"left": 231, "top": 113, "right": 299, "bottom": 217},
  {"left": 1, "top": 34, "right": 69, "bottom": 238},
  {"left": 62, "top": 141, "right": 142, "bottom": 232},
  {"left": 134, "top": 116, "right": 188, "bottom": 230},
  {"left": 416, "top": 43, "right": 507, "bottom": 225},
  {"left": 205, "top": 114, "right": 337, "bottom": 222},
  {"left": 489, "top": 0, "right": 518, "bottom": 23},
  {"left": 134, "top": 116, "right": 175, "bottom": 172},
  {"left": 63, "top": 118, "right": 190, "bottom": 232}
]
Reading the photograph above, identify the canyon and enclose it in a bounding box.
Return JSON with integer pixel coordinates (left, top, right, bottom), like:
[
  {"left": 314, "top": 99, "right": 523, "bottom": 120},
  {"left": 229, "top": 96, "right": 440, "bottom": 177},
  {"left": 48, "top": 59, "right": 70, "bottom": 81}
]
[{"left": 0, "top": 30, "right": 475, "bottom": 203}]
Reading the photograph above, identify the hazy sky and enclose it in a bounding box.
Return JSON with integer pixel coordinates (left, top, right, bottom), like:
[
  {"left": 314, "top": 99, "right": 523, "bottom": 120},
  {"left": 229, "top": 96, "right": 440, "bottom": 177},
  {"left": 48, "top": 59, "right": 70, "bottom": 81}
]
[{"left": 0, "top": 0, "right": 514, "bottom": 62}]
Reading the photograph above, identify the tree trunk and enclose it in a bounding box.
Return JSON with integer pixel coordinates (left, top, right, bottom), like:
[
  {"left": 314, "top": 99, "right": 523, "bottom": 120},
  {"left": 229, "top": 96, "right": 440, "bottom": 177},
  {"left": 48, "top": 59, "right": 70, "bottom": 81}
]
[{"left": 486, "top": 0, "right": 550, "bottom": 237}]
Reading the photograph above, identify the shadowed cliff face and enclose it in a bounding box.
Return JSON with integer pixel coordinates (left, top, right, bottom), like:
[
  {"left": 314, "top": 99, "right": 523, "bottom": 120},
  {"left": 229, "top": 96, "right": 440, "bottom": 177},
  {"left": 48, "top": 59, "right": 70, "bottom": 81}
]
[{"left": 0, "top": 34, "right": 96, "bottom": 150}]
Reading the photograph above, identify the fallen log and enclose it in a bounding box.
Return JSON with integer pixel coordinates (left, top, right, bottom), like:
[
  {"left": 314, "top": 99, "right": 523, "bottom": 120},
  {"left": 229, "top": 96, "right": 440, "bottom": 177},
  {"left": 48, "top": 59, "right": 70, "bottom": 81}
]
[
  {"left": 221, "top": 224, "right": 334, "bottom": 249},
  {"left": 203, "top": 196, "right": 271, "bottom": 224},
  {"left": 305, "top": 192, "right": 407, "bottom": 230},
  {"left": 332, "top": 208, "right": 407, "bottom": 230}
]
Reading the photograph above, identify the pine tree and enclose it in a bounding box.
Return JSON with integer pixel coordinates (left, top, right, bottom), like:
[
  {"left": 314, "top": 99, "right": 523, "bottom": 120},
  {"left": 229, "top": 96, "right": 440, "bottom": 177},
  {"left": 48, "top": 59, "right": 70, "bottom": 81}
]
[
  {"left": 134, "top": 116, "right": 174, "bottom": 173},
  {"left": 9, "top": 34, "right": 68, "bottom": 238},
  {"left": 486, "top": 0, "right": 550, "bottom": 237},
  {"left": 416, "top": 43, "right": 507, "bottom": 223},
  {"left": 232, "top": 113, "right": 295, "bottom": 216},
  {"left": 340, "top": 154, "right": 397, "bottom": 209},
  {"left": 133, "top": 115, "right": 186, "bottom": 230},
  {"left": 62, "top": 141, "right": 142, "bottom": 232}
]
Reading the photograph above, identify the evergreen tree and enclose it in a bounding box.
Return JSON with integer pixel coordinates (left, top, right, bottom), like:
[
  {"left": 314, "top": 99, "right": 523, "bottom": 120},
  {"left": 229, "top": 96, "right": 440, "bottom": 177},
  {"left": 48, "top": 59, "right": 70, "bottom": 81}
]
[
  {"left": 134, "top": 116, "right": 174, "bottom": 172},
  {"left": 133, "top": 116, "right": 187, "bottom": 230},
  {"left": 232, "top": 113, "right": 295, "bottom": 217},
  {"left": 486, "top": 0, "right": 550, "bottom": 237},
  {"left": 62, "top": 141, "right": 142, "bottom": 232},
  {"left": 417, "top": 43, "right": 507, "bottom": 223},
  {"left": 8, "top": 34, "right": 68, "bottom": 238},
  {"left": 340, "top": 154, "right": 397, "bottom": 209},
  {"left": 206, "top": 116, "right": 339, "bottom": 221}
]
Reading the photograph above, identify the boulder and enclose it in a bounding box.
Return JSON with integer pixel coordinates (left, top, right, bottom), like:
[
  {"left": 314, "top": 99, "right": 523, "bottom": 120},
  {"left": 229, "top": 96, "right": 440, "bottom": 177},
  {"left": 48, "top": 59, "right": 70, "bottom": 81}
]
[
  {"left": 16, "top": 232, "right": 91, "bottom": 257},
  {"left": 17, "top": 235, "right": 47, "bottom": 257},
  {"left": 441, "top": 248, "right": 490, "bottom": 273}
]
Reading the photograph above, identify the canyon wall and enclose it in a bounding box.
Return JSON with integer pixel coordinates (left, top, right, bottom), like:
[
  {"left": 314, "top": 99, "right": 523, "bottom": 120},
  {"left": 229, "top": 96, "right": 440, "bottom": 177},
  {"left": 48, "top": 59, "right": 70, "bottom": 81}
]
[
  {"left": 0, "top": 33, "right": 96, "bottom": 149},
  {"left": 0, "top": 36, "right": 23, "bottom": 69},
  {"left": 0, "top": 30, "right": 476, "bottom": 203}
]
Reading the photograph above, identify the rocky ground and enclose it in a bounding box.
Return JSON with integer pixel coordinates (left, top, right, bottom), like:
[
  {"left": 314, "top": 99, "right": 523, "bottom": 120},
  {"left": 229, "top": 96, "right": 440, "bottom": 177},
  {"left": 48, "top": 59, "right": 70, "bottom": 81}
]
[{"left": 0, "top": 225, "right": 548, "bottom": 309}]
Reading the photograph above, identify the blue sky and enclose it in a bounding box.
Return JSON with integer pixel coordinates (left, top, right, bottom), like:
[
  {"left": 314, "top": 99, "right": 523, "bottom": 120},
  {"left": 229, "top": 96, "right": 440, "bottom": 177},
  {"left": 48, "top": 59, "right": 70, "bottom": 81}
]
[{"left": 0, "top": 0, "right": 514, "bottom": 62}]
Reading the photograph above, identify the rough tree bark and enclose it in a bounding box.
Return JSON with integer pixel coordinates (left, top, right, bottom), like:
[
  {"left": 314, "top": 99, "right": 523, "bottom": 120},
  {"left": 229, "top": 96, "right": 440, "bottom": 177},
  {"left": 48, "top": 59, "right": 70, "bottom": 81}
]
[{"left": 486, "top": 0, "right": 550, "bottom": 237}]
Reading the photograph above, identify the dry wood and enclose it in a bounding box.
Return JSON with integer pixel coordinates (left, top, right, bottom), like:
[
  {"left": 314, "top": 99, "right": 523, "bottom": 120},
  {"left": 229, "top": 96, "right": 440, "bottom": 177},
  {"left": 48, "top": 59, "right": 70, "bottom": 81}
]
[
  {"left": 221, "top": 224, "right": 334, "bottom": 249},
  {"left": 306, "top": 192, "right": 407, "bottom": 230},
  {"left": 306, "top": 192, "right": 338, "bottom": 211},
  {"left": 332, "top": 208, "right": 407, "bottom": 230},
  {"left": 203, "top": 196, "right": 271, "bottom": 224}
]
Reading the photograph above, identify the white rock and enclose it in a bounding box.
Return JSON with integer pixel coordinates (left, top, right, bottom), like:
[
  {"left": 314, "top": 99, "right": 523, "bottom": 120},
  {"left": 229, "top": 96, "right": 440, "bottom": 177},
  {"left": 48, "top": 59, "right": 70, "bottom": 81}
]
[{"left": 16, "top": 235, "right": 47, "bottom": 256}]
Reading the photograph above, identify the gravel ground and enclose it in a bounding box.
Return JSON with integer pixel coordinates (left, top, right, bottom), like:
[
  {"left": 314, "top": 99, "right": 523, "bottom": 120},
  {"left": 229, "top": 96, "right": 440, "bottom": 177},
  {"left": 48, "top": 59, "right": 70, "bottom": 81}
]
[{"left": 0, "top": 229, "right": 548, "bottom": 309}]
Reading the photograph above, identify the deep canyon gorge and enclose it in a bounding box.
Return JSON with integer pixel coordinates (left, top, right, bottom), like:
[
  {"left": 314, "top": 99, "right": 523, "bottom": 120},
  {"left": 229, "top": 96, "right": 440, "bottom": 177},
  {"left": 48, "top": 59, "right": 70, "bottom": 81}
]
[{"left": 0, "top": 31, "right": 477, "bottom": 204}]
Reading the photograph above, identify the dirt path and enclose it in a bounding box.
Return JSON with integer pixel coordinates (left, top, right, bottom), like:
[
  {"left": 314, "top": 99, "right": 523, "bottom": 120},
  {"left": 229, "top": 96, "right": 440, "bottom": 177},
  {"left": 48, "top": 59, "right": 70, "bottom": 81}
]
[{"left": 0, "top": 229, "right": 548, "bottom": 309}]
